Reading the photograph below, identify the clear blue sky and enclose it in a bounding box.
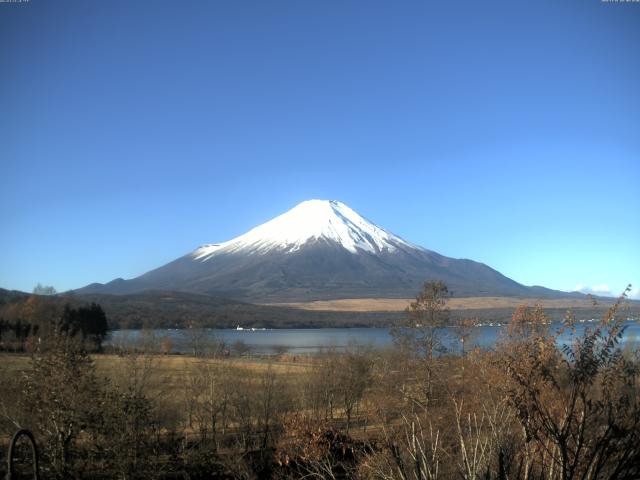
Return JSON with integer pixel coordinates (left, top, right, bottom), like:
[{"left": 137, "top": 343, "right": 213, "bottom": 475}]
[{"left": 1, "top": 0, "right": 638, "bottom": 298}]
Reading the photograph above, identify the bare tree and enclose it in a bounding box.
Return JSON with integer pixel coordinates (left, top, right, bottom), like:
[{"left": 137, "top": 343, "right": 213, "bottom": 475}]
[
  {"left": 336, "top": 345, "right": 374, "bottom": 433},
  {"left": 32, "top": 283, "right": 57, "bottom": 295},
  {"left": 19, "top": 328, "right": 102, "bottom": 478},
  {"left": 184, "top": 358, "right": 234, "bottom": 450},
  {"left": 363, "top": 413, "right": 442, "bottom": 480},
  {"left": 391, "top": 281, "right": 451, "bottom": 410}
]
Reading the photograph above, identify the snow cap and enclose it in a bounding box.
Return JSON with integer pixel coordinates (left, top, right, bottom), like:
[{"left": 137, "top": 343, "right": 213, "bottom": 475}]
[{"left": 192, "top": 199, "right": 416, "bottom": 260}]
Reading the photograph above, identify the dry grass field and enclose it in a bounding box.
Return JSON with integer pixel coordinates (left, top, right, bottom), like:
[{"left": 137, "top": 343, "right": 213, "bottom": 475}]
[
  {"left": 267, "top": 296, "right": 616, "bottom": 312},
  {"left": 0, "top": 352, "right": 312, "bottom": 408},
  {"left": 0, "top": 351, "right": 312, "bottom": 374}
]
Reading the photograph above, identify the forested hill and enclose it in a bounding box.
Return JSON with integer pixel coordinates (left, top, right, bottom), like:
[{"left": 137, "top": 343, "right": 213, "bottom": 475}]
[
  {"left": 73, "top": 290, "right": 402, "bottom": 329},
  {"left": 2, "top": 288, "right": 638, "bottom": 330},
  {"left": 0, "top": 288, "right": 399, "bottom": 329}
]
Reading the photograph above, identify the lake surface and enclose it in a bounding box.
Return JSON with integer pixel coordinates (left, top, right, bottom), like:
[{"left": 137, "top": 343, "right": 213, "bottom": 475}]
[{"left": 107, "top": 319, "right": 640, "bottom": 355}]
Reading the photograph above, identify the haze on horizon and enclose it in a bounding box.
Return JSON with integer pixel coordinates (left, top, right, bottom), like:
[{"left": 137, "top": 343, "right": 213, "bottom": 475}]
[{"left": 0, "top": 1, "right": 638, "bottom": 298}]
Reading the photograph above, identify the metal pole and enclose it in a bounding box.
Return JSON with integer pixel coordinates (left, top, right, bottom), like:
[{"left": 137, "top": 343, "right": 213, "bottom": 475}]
[{"left": 5, "top": 429, "right": 39, "bottom": 480}]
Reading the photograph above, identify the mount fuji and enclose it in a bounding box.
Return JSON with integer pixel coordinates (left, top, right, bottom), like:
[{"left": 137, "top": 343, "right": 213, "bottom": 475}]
[{"left": 78, "top": 200, "right": 569, "bottom": 302}]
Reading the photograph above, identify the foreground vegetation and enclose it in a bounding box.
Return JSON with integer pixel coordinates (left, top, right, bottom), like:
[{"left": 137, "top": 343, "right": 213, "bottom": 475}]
[{"left": 0, "top": 284, "right": 639, "bottom": 479}]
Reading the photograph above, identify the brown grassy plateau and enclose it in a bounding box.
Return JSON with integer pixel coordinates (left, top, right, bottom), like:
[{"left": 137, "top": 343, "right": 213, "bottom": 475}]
[{"left": 267, "top": 295, "right": 620, "bottom": 311}]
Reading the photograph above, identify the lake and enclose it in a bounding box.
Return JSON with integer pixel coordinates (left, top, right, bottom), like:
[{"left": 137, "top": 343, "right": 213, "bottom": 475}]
[{"left": 106, "top": 319, "right": 640, "bottom": 355}]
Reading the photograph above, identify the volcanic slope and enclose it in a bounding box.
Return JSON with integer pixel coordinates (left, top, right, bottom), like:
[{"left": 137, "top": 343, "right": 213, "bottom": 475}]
[{"left": 78, "top": 200, "right": 573, "bottom": 302}]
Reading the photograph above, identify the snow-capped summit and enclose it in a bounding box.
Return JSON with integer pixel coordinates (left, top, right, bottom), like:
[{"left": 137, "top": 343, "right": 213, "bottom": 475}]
[{"left": 192, "top": 199, "right": 417, "bottom": 261}]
